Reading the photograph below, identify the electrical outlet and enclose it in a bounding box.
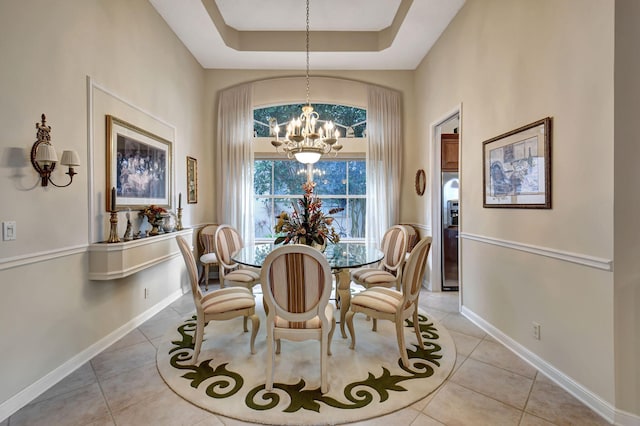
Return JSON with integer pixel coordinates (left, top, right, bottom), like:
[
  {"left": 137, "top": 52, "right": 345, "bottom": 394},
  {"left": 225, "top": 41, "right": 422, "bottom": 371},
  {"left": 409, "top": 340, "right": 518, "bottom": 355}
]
[
  {"left": 144, "top": 288, "right": 149, "bottom": 299},
  {"left": 3, "top": 221, "right": 16, "bottom": 241},
  {"left": 532, "top": 322, "right": 541, "bottom": 340}
]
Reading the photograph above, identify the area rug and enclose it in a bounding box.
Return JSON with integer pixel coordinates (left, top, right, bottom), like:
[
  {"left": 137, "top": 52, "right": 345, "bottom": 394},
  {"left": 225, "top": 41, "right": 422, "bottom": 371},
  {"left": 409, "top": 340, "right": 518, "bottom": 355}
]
[{"left": 156, "top": 296, "right": 456, "bottom": 425}]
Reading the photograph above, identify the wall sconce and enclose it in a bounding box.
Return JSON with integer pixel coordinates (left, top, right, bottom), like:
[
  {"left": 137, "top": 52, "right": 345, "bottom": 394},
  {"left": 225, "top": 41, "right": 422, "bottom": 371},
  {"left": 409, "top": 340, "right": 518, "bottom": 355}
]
[{"left": 30, "top": 114, "right": 80, "bottom": 187}]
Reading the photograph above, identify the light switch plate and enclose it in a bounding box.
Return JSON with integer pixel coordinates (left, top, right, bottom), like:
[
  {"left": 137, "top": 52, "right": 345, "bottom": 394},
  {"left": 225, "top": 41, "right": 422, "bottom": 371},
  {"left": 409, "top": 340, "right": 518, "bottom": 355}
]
[{"left": 3, "top": 221, "right": 16, "bottom": 241}]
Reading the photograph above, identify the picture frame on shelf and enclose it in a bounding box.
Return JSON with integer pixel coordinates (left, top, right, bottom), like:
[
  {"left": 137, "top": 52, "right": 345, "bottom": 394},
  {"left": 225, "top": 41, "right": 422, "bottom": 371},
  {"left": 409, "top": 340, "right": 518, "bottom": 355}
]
[
  {"left": 186, "top": 156, "right": 198, "bottom": 204},
  {"left": 482, "top": 117, "right": 552, "bottom": 209},
  {"left": 106, "top": 115, "right": 172, "bottom": 211}
]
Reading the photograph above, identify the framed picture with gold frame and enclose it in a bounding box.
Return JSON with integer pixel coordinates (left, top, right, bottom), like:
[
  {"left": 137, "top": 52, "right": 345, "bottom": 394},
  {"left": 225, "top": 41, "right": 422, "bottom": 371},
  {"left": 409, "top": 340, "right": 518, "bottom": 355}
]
[
  {"left": 186, "top": 156, "right": 198, "bottom": 204},
  {"left": 106, "top": 115, "right": 172, "bottom": 211}
]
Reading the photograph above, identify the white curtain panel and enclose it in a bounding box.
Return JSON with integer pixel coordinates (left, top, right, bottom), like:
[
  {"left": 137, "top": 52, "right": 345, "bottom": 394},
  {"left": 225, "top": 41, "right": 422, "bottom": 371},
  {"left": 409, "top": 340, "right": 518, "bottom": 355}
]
[
  {"left": 366, "top": 85, "right": 402, "bottom": 245},
  {"left": 215, "top": 83, "right": 255, "bottom": 245}
]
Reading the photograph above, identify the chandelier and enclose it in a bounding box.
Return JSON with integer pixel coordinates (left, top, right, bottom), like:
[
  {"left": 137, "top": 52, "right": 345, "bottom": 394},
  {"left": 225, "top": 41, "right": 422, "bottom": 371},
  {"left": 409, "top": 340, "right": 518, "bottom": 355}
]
[{"left": 271, "top": 0, "right": 342, "bottom": 164}]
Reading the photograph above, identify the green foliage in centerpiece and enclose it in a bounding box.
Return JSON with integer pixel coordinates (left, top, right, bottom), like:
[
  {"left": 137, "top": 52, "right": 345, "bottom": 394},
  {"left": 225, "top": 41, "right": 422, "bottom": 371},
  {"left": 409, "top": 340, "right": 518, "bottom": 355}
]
[{"left": 274, "top": 182, "right": 344, "bottom": 246}]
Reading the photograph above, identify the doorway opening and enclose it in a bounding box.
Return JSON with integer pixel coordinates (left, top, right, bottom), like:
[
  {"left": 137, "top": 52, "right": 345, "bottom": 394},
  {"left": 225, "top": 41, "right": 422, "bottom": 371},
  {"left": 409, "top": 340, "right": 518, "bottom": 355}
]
[{"left": 429, "top": 108, "right": 461, "bottom": 295}]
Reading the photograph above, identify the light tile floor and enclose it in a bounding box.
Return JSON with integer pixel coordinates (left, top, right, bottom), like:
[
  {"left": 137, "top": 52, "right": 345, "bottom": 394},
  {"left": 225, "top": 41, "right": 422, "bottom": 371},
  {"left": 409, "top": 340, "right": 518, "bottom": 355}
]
[{"left": 4, "top": 284, "right": 611, "bottom": 426}]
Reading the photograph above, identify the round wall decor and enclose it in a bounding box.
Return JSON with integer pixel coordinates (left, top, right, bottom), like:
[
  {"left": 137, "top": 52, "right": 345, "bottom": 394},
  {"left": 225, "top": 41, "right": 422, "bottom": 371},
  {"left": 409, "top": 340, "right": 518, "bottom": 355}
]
[{"left": 415, "top": 169, "right": 426, "bottom": 196}]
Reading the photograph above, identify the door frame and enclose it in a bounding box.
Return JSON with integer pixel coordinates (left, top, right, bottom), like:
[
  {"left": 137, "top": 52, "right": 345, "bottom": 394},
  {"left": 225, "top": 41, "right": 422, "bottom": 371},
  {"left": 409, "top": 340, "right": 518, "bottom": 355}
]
[{"left": 429, "top": 105, "right": 461, "bottom": 297}]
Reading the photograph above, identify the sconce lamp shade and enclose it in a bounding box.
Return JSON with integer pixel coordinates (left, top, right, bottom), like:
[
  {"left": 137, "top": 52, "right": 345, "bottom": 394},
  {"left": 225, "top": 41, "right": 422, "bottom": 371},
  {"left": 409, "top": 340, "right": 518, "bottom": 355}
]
[
  {"left": 30, "top": 114, "right": 79, "bottom": 187},
  {"left": 60, "top": 150, "right": 80, "bottom": 167},
  {"left": 35, "top": 143, "right": 58, "bottom": 165}
]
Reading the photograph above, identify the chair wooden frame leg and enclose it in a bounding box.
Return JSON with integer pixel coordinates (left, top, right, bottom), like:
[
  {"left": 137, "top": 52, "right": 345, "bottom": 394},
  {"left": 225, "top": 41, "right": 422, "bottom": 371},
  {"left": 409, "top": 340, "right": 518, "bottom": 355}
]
[
  {"left": 320, "top": 330, "right": 329, "bottom": 394},
  {"left": 193, "top": 315, "right": 205, "bottom": 364},
  {"left": 249, "top": 313, "right": 259, "bottom": 354},
  {"left": 327, "top": 318, "right": 336, "bottom": 356},
  {"left": 412, "top": 308, "right": 424, "bottom": 350},
  {"left": 266, "top": 326, "right": 275, "bottom": 390},
  {"left": 396, "top": 318, "right": 409, "bottom": 367},
  {"left": 203, "top": 264, "right": 210, "bottom": 291},
  {"left": 346, "top": 310, "right": 356, "bottom": 350}
]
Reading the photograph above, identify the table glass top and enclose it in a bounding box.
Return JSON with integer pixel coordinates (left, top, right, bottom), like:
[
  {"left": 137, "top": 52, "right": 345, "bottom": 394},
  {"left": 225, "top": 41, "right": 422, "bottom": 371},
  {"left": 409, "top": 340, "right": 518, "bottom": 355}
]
[{"left": 232, "top": 242, "right": 383, "bottom": 270}]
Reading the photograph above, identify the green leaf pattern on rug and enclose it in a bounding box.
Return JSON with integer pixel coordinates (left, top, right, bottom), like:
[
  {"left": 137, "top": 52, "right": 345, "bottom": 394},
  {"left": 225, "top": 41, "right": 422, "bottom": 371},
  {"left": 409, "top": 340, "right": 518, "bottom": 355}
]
[
  {"left": 168, "top": 315, "right": 244, "bottom": 398},
  {"left": 165, "top": 313, "right": 445, "bottom": 413}
]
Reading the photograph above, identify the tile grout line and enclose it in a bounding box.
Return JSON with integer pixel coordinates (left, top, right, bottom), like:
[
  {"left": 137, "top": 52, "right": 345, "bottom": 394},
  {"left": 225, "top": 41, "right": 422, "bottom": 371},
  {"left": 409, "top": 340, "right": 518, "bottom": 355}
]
[{"left": 90, "top": 359, "right": 118, "bottom": 425}]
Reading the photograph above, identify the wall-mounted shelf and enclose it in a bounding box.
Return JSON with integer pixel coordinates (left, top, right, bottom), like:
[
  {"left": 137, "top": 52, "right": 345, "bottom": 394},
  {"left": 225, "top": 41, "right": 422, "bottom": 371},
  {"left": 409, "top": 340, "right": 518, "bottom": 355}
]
[{"left": 89, "top": 229, "right": 193, "bottom": 280}]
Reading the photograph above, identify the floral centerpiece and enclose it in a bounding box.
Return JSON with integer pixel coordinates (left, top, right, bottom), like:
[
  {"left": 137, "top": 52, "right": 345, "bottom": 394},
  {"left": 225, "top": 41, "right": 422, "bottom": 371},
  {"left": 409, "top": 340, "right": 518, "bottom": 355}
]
[
  {"left": 274, "top": 182, "right": 344, "bottom": 250},
  {"left": 140, "top": 205, "right": 168, "bottom": 235}
]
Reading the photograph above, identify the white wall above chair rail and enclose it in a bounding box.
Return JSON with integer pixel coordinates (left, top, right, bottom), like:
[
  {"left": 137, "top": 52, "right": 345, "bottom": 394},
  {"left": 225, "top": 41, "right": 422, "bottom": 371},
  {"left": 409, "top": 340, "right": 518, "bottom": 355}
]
[
  {"left": 460, "top": 232, "right": 613, "bottom": 272},
  {"left": 89, "top": 229, "right": 193, "bottom": 280}
]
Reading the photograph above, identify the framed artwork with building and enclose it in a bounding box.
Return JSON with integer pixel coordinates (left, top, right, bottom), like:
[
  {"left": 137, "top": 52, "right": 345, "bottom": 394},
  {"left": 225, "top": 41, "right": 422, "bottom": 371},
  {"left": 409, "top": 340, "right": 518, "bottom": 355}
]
[
  {"left": 106, "top": 115, "right": 172, "bottom": 211},
  {"left": 483, "top": 117, "right": 552, "bottom": 209}
]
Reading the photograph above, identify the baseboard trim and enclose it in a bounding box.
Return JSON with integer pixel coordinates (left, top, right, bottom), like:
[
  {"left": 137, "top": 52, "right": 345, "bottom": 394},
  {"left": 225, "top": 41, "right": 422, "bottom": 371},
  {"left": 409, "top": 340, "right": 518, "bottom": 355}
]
[
  {"left": 616, "top": 409, "right": 640, "bottom": 426},
  {"left": 0, "top": 288, "right": 184, "bottom": 422},
  {"left": 461, "top": 306, "right": 621, "bottom": 425},
  {"left": 460, "top": 232, "right": 612, "bottom": 271}
]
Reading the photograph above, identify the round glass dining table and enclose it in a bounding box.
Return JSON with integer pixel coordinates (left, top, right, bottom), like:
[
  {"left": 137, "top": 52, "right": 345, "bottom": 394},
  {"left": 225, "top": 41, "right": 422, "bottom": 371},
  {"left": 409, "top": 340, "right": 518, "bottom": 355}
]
[{"left": 232, "top": 242, "right": 384, "bottom": 338}]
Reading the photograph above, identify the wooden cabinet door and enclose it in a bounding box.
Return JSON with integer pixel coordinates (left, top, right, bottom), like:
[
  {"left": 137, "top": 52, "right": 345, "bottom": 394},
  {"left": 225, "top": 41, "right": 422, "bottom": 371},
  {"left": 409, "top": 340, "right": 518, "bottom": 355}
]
[{"left": 441, "top": 133, "right": 459, "bottom": 171}]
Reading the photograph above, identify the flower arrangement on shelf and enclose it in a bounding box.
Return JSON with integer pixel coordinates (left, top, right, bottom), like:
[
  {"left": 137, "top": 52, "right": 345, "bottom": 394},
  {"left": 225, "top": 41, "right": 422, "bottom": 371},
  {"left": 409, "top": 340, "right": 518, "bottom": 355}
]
[
  {"left": 274, "top": 182, "right": 344, "bottom": 249},
  {"left": 140, "top": 205, "right": 169, "bottom": 235},
  {"left": 140, "top": 205, "right": 168, "bottom": 223}
]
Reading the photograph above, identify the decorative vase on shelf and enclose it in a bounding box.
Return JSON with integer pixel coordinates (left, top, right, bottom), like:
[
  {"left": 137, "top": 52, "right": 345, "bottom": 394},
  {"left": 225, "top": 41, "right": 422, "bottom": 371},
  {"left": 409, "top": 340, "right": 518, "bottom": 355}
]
[
  {"left": 162, "top": 215, "right": 175, "bottom": 233},
  {"left": 149, "top": 218, "right": 162, "bottom": 236}
]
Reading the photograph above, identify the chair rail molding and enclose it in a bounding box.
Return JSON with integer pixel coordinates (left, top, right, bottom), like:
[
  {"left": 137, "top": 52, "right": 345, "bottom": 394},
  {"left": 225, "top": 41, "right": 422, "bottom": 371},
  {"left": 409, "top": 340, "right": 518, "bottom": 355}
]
[
  {"left": 460, "top": 232, "right": 612, "bottom": 272},
  {"left": 89, "top": 229, "right": 193, "bottom": 280},
  {"left": 0, "top": 244, "right": 87, "bottom": 271}
]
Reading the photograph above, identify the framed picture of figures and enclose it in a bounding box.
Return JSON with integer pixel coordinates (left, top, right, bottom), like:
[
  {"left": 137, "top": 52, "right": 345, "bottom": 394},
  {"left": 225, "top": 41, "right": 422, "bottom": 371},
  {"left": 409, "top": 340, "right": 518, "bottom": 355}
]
[
  {"left": 483, "top": 117, "right": 552, "bottom": 208},
  {"left": 106, "top": 115, "right": 172, "bottom": 211}
]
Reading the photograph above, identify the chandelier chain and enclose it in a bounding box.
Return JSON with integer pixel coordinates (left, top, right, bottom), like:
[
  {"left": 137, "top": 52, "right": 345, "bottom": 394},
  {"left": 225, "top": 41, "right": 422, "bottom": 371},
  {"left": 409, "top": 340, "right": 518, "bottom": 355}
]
[
  {"left": 270, "top": 0, "right": 342, "bottom": 164},
  {"left": 305, "top": 0, "right": 310, "bottom": 106}
]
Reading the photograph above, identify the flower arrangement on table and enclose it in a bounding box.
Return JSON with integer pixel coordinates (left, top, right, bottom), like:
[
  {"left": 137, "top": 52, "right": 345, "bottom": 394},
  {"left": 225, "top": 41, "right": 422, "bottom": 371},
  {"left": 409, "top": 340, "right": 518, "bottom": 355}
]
[
  {"left": 140, "top": 205, "right": 168, "bottom": 235},
  {"left": 274, "top": 182, "right": 344, "bottom": 249}
]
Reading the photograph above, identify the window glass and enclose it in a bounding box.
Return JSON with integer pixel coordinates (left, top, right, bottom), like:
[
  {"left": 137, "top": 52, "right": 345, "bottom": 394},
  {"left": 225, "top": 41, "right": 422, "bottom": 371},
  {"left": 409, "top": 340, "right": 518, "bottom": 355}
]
[
  {"left": 254, "top": 104, "right": 367, "bottom": 138},
  {"left": 313, "top": 161, "right": 346, "bottom": 195},
  {"left": 253, "top": 159, "right": 366, "bottom": 240},
  {"left": 273, "top": 161, "right": 307, "bottom": 195}
]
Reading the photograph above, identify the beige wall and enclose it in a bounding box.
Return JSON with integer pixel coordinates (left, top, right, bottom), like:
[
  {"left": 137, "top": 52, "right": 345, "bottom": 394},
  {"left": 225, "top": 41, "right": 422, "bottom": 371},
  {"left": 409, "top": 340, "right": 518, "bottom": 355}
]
[
  {"left": 413, "top": 0, "right": 620, "bottom": 415},
  {"left": 0, "top": 0, "right": 637, "bottom": 421},
  {"left": 614, "top": 0, "right": 640, "bottom": 416},
  {"left": 0, "top": 0, "right": 205, "bottom": 408}
]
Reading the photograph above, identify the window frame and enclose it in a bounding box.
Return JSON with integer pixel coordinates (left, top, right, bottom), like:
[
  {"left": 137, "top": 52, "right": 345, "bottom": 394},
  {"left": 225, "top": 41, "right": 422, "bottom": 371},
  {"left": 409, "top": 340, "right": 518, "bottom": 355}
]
[{"left": 253, "top": 155, "right": 366, "bottom": 243}]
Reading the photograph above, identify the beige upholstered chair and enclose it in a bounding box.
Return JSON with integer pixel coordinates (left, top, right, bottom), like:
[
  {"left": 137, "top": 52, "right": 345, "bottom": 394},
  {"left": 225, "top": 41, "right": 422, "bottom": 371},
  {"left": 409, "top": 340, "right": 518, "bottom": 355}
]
[
  {"left": 346, "top": 237, "right": 432, "bottom": 368},
  {"left": 198, "top": 224, "right": 219, "bottom": 290},
  {"left": 176, "top": 235, "right": 259, "bottom": 364},
  {"left": 399, "top": 224, "right": 420, "bottom": 261},
  {"left": 260, "top": 244, "right": 336, "bottom": 394},
  {"left": 214, "top": 224, "right": 260, "bottom": 292},
  {"left": 350, "top": 225, "right": 409, "bottom": 291}
]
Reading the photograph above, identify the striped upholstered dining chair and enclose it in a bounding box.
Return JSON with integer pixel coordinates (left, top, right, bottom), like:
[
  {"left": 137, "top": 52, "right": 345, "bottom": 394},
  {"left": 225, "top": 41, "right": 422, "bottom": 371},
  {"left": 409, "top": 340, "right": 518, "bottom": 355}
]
[
  {"left": 260, "top": 244, "right": 336, "bottom": 394},
  {"left": 214, "top": 224, "right": 260, "bottom": 292},
  {"left": 350, "top": 225, "right": 409, "bottom": 291},
  {"left": 346, "top": 236, "right": 432, "bottom": 368},
  {"left": 197, "top": 224, "right": 219, "bottom": 290},
  {"left": 176, "top": 235, "right": 259, "bottom": 364}
]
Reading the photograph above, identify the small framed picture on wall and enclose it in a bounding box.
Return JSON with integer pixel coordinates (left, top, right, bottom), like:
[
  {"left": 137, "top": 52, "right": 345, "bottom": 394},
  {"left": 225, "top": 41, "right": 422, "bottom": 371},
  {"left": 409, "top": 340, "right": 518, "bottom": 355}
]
[{"left": 186, "top": 156, "right": 198, "bottom": 204}]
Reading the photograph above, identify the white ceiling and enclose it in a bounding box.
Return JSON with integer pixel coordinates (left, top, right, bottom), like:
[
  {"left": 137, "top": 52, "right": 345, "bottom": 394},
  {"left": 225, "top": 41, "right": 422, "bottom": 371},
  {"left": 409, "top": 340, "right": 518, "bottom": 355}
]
[{"left": 149, "top": 0, "right": 465, "bottom": 70}]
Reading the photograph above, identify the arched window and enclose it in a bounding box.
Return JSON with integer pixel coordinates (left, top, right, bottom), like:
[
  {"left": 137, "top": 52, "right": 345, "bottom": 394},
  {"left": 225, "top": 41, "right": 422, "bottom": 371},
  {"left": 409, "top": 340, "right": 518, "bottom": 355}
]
[
  {"left": 253, "top": 104, "right": 367, "bottom": 241},
  {"left": 253, "top": 103, "right": 367, "bottom": 138}
]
